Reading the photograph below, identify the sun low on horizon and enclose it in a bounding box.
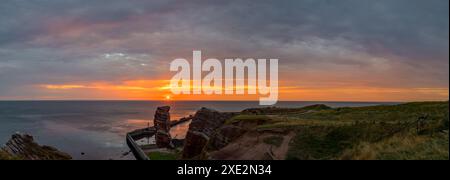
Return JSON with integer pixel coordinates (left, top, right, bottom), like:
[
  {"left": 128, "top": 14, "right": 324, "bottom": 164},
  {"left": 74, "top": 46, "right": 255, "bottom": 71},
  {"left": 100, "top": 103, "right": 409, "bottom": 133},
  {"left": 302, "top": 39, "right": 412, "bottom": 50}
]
[{"left": 0, "top": 0, "right": 448, "bottom": 103}]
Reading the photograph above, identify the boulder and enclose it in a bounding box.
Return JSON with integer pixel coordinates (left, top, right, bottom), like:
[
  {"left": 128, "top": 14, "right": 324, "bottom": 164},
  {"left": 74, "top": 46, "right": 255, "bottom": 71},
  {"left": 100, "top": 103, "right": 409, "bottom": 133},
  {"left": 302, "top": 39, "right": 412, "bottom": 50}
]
[
  {"left": 209, "top": 125, "right": 247, "bottom": 150},
  {"left": 181, "top": 131, "right": 210, "bottom": 159}
]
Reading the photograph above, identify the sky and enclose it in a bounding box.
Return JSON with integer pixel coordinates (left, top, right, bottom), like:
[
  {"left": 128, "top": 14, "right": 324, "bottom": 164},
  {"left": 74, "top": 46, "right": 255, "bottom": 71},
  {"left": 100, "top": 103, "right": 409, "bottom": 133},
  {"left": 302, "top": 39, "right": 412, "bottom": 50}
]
[{"left": 0, "top": 0, "right": 448, "bottom": 102}]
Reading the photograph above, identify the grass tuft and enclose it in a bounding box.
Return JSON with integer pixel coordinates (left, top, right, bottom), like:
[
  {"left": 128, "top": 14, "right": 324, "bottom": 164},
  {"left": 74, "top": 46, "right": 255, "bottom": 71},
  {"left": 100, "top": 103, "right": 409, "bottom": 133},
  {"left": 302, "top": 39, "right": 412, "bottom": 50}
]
[{"left": 147, "top": 151, "right": 178, "bottom": 160}]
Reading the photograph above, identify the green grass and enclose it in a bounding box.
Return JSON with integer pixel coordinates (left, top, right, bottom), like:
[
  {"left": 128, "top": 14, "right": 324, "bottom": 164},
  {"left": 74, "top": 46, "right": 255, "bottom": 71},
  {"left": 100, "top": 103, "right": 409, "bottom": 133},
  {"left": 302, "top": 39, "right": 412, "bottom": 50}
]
[
  {"left": 232, "top": 101, "right": 449, "bottom": 160},
  {"left": 225, "top": 115, "right": 274, "bottom": 125},
  {"left": 287, "top": 102, "right": 449, "bottom": 160},
  {"left": 241, "top": 104, "right": 332, "bottom": 115},
  {"left": 263, "top": 136, "right": 284, "bottom": 147},
  {"left": 147, "top": 151, "right": 178, "bottom": 160},
  {"left": 341, "top": 132, "right": 449, "bottom": 160}
]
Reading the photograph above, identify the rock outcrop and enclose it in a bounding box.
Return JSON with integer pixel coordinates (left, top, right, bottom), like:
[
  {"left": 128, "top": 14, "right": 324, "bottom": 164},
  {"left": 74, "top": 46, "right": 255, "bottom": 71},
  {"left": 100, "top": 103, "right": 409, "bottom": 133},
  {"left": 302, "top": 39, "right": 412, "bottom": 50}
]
[
  {"left": 154, "top": 106, "right": 173, "bottom": 148},
  {"left": 208, "top": 125, "right": 246, "bottom": 150},
  {"left": 181, "top": 108, "right": 238, "bottom": 159},
  {"left": 1, "top": 133, "right": 72, "bottom": 160}
]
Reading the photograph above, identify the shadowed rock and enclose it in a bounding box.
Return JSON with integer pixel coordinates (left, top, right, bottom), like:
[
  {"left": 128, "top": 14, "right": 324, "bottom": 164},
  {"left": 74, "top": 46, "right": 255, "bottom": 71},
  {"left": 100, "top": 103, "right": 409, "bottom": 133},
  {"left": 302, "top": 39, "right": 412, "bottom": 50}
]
[
  {"left": 182, "top": 108, "right": 238, "bottom": 159},
  {"left": 154, "top": 106, "right": 173, "bottom": 148},
  {"left": 1, "top": 133, "right": 72, "bottom": 160}
]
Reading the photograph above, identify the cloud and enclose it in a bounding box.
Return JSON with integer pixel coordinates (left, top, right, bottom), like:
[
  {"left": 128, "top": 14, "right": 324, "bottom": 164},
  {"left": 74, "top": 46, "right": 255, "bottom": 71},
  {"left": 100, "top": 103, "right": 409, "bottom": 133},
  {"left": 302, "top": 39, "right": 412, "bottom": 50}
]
[{"left": 0, "top": 0, "right": 448, "bottom": 100}]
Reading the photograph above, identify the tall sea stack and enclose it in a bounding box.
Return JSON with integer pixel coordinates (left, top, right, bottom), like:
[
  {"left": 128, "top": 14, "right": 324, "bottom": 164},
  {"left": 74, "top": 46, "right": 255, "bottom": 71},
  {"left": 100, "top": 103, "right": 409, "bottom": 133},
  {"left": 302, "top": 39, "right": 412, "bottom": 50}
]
[{"left": 154, "top": 106, "right": 173, "bottom": 148}]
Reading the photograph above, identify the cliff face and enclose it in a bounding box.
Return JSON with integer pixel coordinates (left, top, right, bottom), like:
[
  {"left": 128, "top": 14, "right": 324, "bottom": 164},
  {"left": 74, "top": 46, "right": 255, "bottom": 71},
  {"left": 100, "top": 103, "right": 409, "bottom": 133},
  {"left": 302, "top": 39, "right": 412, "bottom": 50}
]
[
  {"left": 1, "top": 133, "right": 72, "bottom": 160},
  {"left": 180, "top": 107, "right": 288, "bottom": 160},
  {"left": 181, "top": 108, "right": 239, "bottom": 159}
]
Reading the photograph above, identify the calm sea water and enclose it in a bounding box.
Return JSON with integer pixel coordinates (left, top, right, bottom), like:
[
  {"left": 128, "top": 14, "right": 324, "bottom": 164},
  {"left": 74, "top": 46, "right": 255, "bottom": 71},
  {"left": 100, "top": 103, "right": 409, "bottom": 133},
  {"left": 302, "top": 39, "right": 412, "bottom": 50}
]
[{"left": 0, "top": 101, "right": 397, "bottom": 160}]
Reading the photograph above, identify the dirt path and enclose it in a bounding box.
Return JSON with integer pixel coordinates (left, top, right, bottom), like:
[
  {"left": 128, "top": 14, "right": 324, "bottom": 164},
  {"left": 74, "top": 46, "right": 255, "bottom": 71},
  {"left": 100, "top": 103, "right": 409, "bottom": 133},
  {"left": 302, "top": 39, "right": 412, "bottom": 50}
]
[
  {"left": 209, "top": 131, "right": 295, "bottom": 160},
  {"left": 272, "top": 132, "right": 295, "bottom": 160}
]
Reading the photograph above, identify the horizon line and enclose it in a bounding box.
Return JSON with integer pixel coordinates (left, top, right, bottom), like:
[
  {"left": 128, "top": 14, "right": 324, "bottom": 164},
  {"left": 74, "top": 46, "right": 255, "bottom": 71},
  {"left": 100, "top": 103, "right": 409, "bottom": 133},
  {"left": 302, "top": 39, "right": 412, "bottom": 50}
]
[{"left": 1, "top": 99, "right": 448, "bottom": 103}]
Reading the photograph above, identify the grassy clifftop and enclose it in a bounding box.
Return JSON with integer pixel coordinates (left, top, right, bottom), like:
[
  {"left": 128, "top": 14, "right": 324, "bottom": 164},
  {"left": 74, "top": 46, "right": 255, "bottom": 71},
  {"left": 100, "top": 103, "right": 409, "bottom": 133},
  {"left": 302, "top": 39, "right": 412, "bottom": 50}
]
[{"left": 229, "top": 101, "right": 449, "bottom": 160}]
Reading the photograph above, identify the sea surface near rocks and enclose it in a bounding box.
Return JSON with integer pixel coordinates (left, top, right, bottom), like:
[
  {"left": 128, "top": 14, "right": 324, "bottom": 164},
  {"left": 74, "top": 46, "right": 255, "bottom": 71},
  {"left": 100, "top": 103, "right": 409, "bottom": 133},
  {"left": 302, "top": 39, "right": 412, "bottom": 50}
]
[{"left": 0, "top": 101, "right": 397, "bottom": 160}]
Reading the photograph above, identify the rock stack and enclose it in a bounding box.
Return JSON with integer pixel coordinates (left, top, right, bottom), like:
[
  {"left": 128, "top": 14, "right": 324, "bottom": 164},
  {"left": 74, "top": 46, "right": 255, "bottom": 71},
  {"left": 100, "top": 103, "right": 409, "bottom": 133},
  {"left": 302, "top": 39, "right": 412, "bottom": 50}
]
[
  {"left": 181, "top": 108, "right": 238, "bottom": 159},
  {"left": 1, "top": 133, "right": 72, "bottom": 160},
  {"left": 154, "top": 106, "right": 173, "bottom": 148}
]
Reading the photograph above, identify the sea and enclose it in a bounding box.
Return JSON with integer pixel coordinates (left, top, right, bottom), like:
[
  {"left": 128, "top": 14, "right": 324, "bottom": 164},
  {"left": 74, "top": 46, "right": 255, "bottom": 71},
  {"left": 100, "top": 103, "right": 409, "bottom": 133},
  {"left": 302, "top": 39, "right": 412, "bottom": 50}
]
[{"left": 0, "top": 101, "right": 398, "bottom": 160}]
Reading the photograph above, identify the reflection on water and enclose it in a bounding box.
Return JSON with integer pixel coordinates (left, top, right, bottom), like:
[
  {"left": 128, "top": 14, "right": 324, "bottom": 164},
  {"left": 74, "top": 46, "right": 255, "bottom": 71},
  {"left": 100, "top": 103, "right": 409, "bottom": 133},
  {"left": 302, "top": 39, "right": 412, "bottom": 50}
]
[
  {"left": 0, "top": 101, "right": 397, "bottom": 160},
  {"left": 126, "top": 119, "right": 150, "bottom": 126},
  {"left": 128, "top": 119, "right": 191, "bottom": 146},
  {"left": 171, "top": 121, "right": 191, "bottom": 139}
]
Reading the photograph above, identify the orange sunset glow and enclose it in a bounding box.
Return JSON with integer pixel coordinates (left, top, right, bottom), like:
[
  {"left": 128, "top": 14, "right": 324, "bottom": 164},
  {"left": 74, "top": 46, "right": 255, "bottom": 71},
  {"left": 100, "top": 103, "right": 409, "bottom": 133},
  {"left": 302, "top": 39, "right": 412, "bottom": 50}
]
[
  {"left": 0, "top": 0, "right": 447, "bottom": 103},
  {"left": 36, "top": 79, "right": 448, "bottom": 102},
  {"left": 0, "top": 0, "right": 449, "bottom": 162}
]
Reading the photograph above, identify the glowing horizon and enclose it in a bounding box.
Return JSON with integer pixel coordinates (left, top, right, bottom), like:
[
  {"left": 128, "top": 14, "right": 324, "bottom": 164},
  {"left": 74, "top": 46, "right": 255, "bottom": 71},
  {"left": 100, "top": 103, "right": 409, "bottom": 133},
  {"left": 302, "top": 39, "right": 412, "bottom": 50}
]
[
  {"left": 19, "top": 80, "right": 447, "bottom": 102},
  {"left": 0, "top": 1, "right": 448, "bottom": 102}
]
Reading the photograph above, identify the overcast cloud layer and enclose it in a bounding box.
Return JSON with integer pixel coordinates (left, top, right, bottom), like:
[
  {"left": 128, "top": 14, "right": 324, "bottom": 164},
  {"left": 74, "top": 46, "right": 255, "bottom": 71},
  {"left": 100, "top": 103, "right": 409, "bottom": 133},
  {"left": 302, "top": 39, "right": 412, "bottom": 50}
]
[{"left": 0, "top": 0, "right": 448, "bottom": 101}]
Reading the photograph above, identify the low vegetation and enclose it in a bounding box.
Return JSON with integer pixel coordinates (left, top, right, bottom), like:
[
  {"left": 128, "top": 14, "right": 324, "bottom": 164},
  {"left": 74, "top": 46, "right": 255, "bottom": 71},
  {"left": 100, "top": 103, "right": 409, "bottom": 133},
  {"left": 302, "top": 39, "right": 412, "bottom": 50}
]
[
  {"left": 234, "top": 102, "right": 449, "bottom": 160},
  {"left": 340, "top": 132, "right": 449, "bottom": 160},
  {"left": 147, "top": 151, "right": 179, "bottom": 160},
  {"left": 226, "top": 115, "right": 274, "bottom": 125}
]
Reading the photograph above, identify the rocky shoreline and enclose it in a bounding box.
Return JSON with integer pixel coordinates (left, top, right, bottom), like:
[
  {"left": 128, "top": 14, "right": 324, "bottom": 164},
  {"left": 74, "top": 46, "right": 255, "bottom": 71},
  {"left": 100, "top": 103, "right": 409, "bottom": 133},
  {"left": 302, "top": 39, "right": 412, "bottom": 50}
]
[
  {"left": 1, "top": 133, "right": 72, "bottom": 160},
  {"left": 2, "top": 101, "right": 448, "bottom": 160}
]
